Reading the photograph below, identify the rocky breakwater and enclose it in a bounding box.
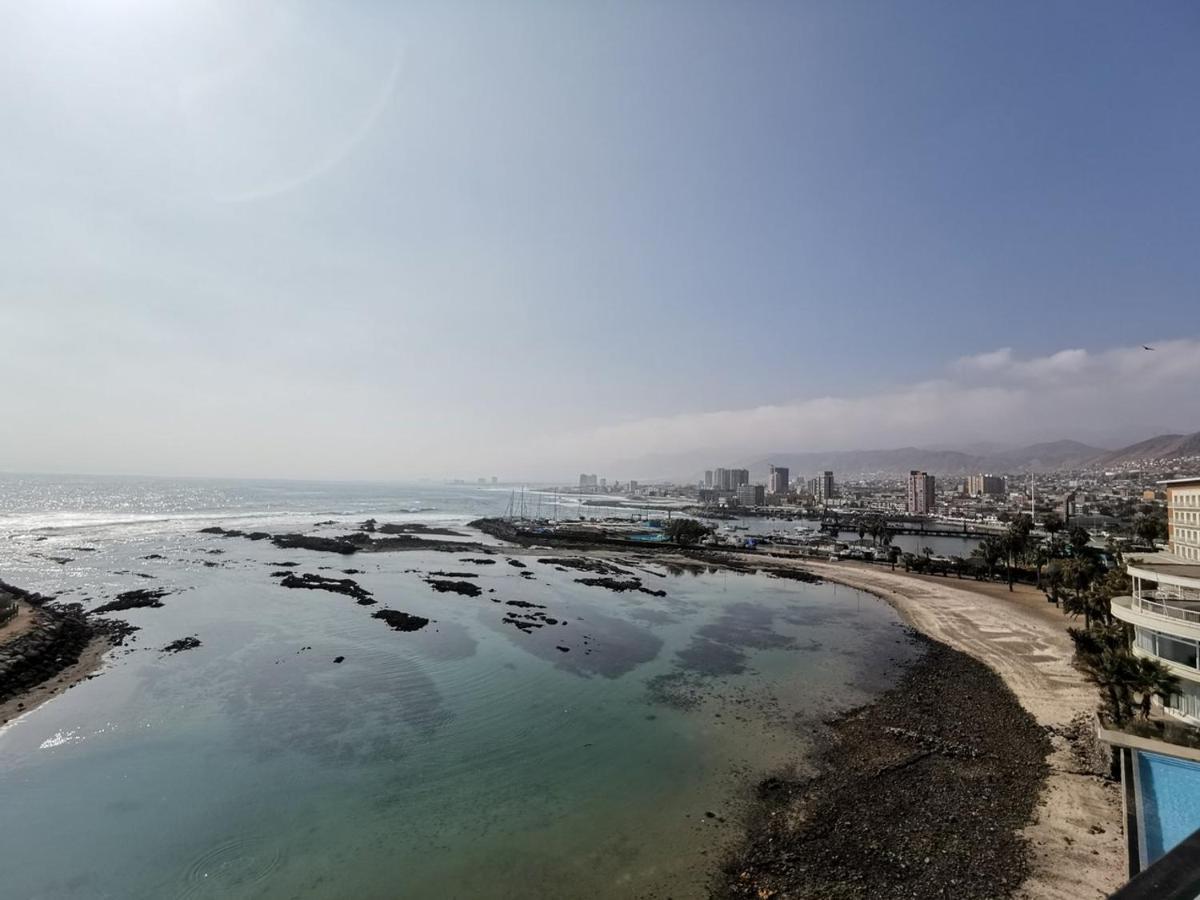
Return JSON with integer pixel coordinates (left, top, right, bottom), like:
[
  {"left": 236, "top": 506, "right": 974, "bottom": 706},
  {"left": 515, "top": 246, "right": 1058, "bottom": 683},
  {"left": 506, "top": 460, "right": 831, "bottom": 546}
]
[{"left": 0, "top": 580, "right": 128, "bottom": 713}]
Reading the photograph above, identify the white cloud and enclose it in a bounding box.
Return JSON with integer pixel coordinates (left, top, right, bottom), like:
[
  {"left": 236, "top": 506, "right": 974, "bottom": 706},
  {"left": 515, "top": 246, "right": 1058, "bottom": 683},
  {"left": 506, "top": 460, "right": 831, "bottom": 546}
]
[{"left": 501, "top": 338, "right": 1200, "bottom": 476}]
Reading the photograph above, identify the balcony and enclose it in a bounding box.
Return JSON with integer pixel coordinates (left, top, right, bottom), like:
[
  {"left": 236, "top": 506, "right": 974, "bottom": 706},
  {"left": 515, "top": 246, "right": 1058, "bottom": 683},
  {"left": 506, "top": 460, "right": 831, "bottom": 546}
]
[{"left": 1130, "top": 592, "right": 1200, "bottom": 627}]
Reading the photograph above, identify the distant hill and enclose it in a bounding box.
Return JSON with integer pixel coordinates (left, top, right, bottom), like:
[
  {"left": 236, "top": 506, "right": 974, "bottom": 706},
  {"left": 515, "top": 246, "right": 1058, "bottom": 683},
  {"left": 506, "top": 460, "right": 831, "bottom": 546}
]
[
  {"left": 1093, "top": 431, "right": 1200, "bottom": 468},
  {"left": 742, "top": 440, "right": 1107, "bottom": 480},
  {"left": 988, "top": 440, "right": 1105, "bottom": 471}
]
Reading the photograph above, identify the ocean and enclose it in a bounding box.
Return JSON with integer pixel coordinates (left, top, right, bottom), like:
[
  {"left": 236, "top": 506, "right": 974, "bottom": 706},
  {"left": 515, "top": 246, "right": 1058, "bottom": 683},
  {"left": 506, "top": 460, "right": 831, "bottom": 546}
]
[{"left": 0, "top": 474, "right": 917, "bottom": 899}]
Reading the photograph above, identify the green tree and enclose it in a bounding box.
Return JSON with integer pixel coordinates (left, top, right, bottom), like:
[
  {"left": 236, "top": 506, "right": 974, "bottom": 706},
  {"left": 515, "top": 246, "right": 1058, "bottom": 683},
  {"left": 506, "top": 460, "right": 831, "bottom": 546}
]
[
  {"left": 971, "top": 536, "right": 1003, "bottom": 582},
  {"left": 1042, "top": 511, "right": 1065, "bottom": 539},
  {"left": 1068, "top": 525, "right": 1091, "bottom": 555},
  {"left": 1002, "top": 515, "right": 1034, "bottom": 591},
  {"left": 664, "top": 518, "right": 712, "bottom": 547},
  {"left": 1131, "top": 656, "right": 1181, "bottom": 720},
  {"left": 1068, "top": 624, "right": 1137, "bottom": 723}
]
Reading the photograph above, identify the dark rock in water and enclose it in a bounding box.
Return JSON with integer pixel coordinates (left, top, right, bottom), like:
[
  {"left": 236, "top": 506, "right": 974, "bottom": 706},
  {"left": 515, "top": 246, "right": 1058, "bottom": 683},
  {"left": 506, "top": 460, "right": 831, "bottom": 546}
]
[
  {"left": 360, "top": 518, "right": 378, "bottom": 532},
  {"left": 556, "top": 645, "right": 570, "bottom": 653},
  {"left": 92, "top": 589, "right": 171, "bottom": 614},
  {"left": 506, "top": 559, "right": 527, "bottom": 568},
  {"left": 245, "top": 531, "right": 271, "bottom": 541},
  {"left": 378, "top": 522, "right": 466, "bottom": 537},
  {"left": 269, "top": 570, "right": 293, "bottom": 578},
  {"left": 202, "top": 561, "right": 219, "bottom": 568},
  {"left": 314, "top": 520, "right": 337, "bottom": 526},
  {"left": 427, "top": 571, "right": 479, "bottom": 578},
  {"left": 765, "top": 567, "right": 823, "bottom": 584},
  {"left": 342, "top": 569, "right": 363, "bottom": 575},
  {"left": 372, "top": 609, "right": 430, "bottom": 632},
  {"left": 575, "top": 577, "right": 644, "bottom": 593},
  {"left": 537, "top": 557, "right": 633, "bottom": 576},
  {"left": 504, "top": 599, "right": 546, "bottom": 609},
  {"left": 424, "top": 579, "right": 482, "bottom": 597},
  {"left": 198, "top": 526, "right": 226, "bottom": 534},
  {"left": 141, "top": 554, "right": 165, "bottom": 560},
  {"left": 271, "top": 533, "right": 362, "bottom": 555},
  {"left": 272, "top": 561, "right": 300, "bottom": 568},
  {"left": 161, "top": 636, "right": 201, "bottom": 654},
  {"left": 333, "top": 656, "right": 345, "bottom": 664},
  {"left": 279, "top": 573, "right": 374, "bottom": 604},
  {"left": 459, "top": 557, "right": 496, "bottom": 564},
  {"left": 637, "top": 587, "right": 667, "bottom": 597}
]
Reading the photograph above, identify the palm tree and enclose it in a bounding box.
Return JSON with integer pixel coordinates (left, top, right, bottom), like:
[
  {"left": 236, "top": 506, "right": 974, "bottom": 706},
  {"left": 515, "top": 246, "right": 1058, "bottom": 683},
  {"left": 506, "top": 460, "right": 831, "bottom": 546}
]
[
  {"left": 1002, "top": 515, "right": 1034, "bottom": 592},
  {"left": 971, "top": 537, "right": 1003, "bottom": 582},
  {"left": 1069, "top": 625, "right": 1138, "bottom": 723},
  {"left": 1131, "top": 657, "right": 1181, "bottom": 720},
  {"left": 1042, "top": 511, "right": 1065, "bottom": 539}
]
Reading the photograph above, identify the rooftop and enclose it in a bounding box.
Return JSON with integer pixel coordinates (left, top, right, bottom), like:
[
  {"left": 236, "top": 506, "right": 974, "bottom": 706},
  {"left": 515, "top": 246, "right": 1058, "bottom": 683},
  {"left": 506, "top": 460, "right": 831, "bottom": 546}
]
[{"left": 1126, "top": 552, "right": 1200, "bottom": 589}]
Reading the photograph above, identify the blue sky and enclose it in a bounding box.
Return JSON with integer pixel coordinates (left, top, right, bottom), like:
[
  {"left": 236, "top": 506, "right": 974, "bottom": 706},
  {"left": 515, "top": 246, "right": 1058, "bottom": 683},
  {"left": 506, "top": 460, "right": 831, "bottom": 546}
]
[{"left": 1, "top": 1, "right": 1198, "bottom": 479}]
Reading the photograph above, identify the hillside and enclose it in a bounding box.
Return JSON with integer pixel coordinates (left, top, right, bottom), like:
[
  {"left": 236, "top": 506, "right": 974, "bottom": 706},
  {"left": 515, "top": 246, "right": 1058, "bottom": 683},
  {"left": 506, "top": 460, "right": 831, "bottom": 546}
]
[{"left": 1093, "top": 431, "right": 1200, "bottom": 467}]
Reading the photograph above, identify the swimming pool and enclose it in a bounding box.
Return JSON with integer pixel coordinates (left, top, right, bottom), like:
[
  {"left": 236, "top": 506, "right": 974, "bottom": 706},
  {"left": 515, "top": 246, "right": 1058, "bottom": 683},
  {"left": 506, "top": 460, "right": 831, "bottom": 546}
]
[{"left": 1135, "top": 750, "right": 1200, "bottom": 865}]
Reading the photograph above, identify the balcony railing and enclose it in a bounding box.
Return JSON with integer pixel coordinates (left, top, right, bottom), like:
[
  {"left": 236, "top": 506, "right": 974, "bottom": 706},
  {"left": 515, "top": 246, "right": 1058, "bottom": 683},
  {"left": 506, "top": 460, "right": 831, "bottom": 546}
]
[{"left": 1133, "top": 593, "right": 1200, "bottom": 626}]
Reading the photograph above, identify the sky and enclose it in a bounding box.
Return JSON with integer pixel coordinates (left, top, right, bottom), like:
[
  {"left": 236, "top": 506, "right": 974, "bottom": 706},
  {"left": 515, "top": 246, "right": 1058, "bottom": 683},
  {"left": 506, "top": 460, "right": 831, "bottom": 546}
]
[{"left": 1, "top": 1, "right": 1198, "bottom": 481}]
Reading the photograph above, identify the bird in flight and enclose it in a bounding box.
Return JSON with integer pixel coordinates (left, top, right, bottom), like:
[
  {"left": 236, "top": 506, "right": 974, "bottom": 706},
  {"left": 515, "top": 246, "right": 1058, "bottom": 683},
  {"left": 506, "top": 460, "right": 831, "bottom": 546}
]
[{"left": 1143, "top": 345, "right": 1156, "bottom": 351}]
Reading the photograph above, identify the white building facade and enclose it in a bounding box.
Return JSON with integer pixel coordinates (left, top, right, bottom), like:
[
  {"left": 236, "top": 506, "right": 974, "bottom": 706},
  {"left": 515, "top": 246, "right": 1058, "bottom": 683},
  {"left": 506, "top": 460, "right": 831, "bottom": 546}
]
[{"left": 1112, "top": 477, "right": 1200, "bottom": 723}]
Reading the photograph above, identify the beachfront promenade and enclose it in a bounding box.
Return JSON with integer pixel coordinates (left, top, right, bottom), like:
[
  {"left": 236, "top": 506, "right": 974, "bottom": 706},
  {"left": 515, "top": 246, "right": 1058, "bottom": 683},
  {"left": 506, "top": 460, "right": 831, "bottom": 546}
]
[{"left": 797, "top": 561, "right": 1124, "bottom": 900}]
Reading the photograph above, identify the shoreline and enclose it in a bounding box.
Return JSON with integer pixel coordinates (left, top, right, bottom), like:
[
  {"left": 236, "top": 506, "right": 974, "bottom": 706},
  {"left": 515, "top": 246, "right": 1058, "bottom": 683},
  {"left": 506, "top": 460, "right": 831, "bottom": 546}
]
[
  {"left": 0, "top": 631, "right": 115, "bottom": 726},
  {"left": 717, "top": 631, "right": 1052, "bottom": 899},
  {"left": 788, "top": 560, "right": 1124, "bottom": 899},
  {"left": 0, "top": 584, "right": 122, "bottom": 727}
]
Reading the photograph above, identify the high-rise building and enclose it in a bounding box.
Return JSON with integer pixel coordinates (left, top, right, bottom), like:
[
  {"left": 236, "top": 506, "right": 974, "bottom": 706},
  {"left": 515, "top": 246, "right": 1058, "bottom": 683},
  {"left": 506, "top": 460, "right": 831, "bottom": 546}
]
[
  {"left": 768, "top": 465, "right": 790, "bottom": 495},
  {"left": 713, "top": 467, "right": 749, "bottom": 491},
  {"left": 819, "top": 471, "right": 834, "bottom": 501},
  {"left": 578, "top": 473, "right": 599, "bottom": 491},
  {"left": 736, "top": 484, "right": 765, "bottom": 507},
  {"left": 906, "top": 471, "right": 935, "bottom": 515},
  {"left": 966, "top": 474, "right": 1006, "bottom": 497},
  {"left": 704, "top": 470, "right": 713, "bottom": 488}
]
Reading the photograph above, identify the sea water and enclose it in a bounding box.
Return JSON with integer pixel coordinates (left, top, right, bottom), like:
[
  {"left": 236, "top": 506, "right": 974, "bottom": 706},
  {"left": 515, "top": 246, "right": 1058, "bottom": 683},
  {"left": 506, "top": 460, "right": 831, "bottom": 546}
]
[{"left": 0, "top": 474, "right": 917, "bottom": 899}]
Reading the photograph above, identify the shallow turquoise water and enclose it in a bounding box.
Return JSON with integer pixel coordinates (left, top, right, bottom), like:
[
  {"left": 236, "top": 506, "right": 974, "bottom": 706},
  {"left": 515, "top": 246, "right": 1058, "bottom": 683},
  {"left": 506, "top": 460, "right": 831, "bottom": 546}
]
[{"left": 0, "top": 477, "right": 917, "bottom": 899}]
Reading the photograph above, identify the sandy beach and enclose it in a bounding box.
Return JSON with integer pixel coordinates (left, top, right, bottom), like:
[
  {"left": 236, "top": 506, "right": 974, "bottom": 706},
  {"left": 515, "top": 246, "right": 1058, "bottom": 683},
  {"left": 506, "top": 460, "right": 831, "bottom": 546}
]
[{"left": 798, "top": 561, "right": 1124, "bottom": 900}]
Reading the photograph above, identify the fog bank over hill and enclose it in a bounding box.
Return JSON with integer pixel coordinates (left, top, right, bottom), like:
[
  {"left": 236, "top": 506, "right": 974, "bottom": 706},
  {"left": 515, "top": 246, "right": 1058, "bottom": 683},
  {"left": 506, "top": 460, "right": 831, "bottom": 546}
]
[{"left": 608, "top": 431, "right": 1200, "bottom": 484}]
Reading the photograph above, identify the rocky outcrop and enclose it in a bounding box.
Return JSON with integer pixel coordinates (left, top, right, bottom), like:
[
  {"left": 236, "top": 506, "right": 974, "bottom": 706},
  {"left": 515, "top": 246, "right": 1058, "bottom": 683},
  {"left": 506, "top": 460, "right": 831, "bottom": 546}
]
[
  {"left": 271, "top": 533, "right": 368, "bottom": 555},
  {"left": 424, "top": 579, "right": 482, "bottom": 597},
  {"left": 0, "top": 602, "right": 94, "bottom": 705},
  {"left": 277, "top": 573, "right": 375, "bottom": 605},
  {"left": 92, "top": 588, "right": 171, "bottom": 614},
  {"left": 372, "top": 610, "right": 430, "bottom": 632}
]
